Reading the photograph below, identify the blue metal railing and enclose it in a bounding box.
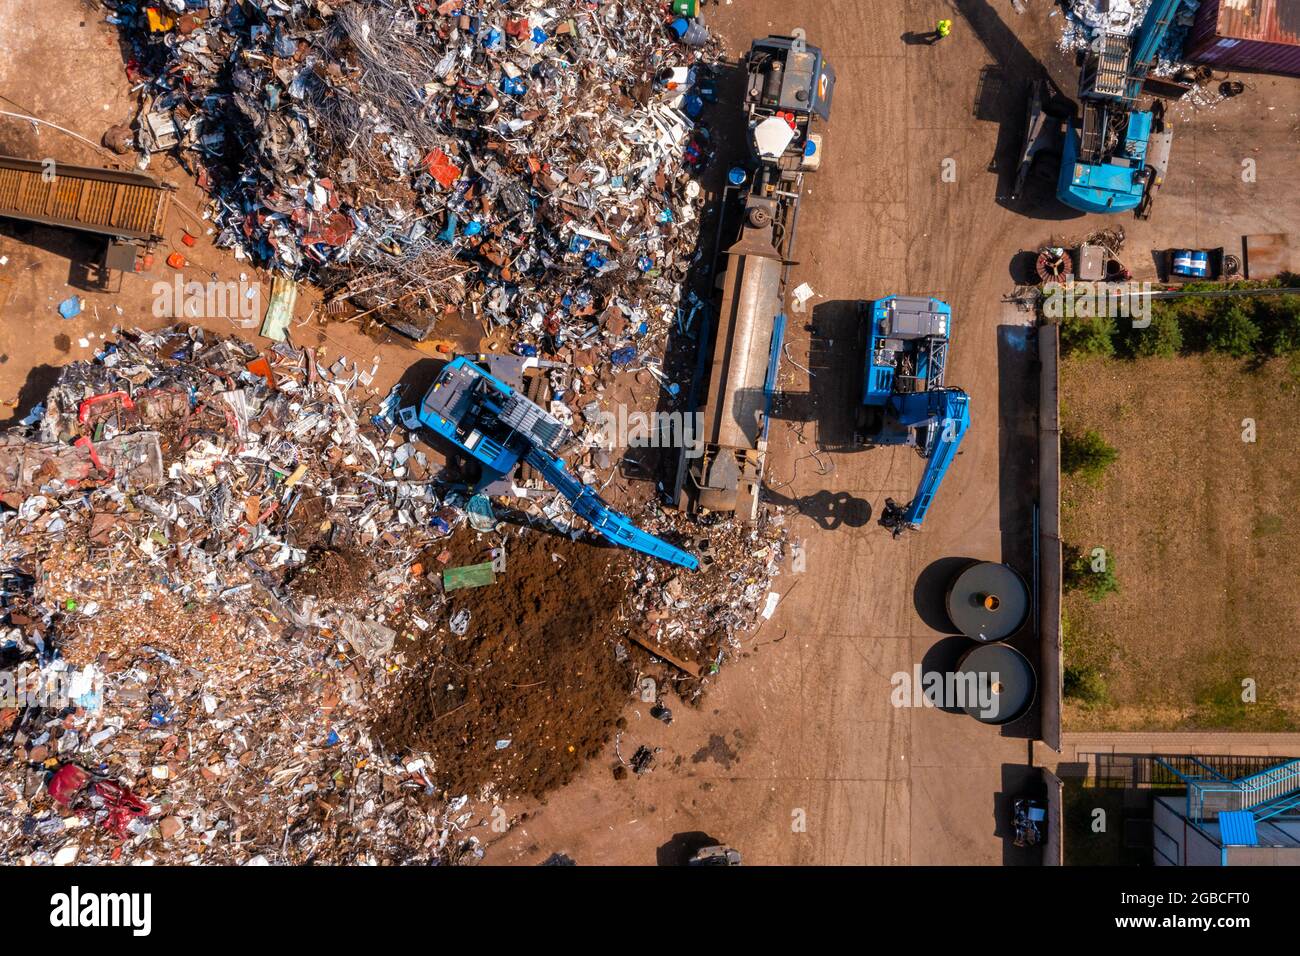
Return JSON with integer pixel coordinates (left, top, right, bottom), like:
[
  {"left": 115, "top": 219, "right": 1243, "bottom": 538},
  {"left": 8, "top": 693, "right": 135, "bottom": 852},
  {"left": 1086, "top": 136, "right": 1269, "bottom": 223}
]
[{"left": 1183, "top": 758, "right": 1300, "bottom": 821}]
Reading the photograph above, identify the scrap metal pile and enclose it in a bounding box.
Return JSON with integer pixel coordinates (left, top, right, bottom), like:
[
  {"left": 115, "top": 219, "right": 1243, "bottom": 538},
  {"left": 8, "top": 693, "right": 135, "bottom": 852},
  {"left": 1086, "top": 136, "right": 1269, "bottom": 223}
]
[
  {"left": 628, "top": 514, "right": 787, "bottom": 688},
  {"left": 0, "top": 326, "right": 490, "bottom": 863},
  {"left": 117, "top": 0, "right": 720, "bottom": 341},
  {"left": 1060, "top": 0, "right": 1201, "bottom": 75},
  {"left": 0, "top": 326, "right": 786, "bottom": 863}
]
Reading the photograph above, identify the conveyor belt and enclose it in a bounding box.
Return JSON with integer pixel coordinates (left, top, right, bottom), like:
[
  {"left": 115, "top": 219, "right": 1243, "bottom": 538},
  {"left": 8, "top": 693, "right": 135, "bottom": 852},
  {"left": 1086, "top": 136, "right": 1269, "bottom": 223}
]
[{"left": 0, "top": 154, "right": 172, "bottom": 241}]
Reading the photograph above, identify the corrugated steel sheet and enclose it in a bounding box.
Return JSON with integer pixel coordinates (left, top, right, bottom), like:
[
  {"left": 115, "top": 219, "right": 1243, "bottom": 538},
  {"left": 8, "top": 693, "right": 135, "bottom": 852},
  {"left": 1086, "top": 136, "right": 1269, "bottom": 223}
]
[
  {"left": 1186, "top": 0, "right": 1300, "bottom": 75},
  {"left": 1217, "top": 811, "right": 1259, "bottom": 847}
]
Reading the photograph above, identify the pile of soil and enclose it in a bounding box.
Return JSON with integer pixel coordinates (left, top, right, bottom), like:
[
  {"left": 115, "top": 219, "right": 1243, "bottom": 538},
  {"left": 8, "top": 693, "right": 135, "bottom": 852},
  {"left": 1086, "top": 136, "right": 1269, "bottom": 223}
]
[
  {"left": 376, "top": 528, "right": 635, "bottom": 798},
  {"left": 287, "top": 547, "right": 372, "bottom": 601}
]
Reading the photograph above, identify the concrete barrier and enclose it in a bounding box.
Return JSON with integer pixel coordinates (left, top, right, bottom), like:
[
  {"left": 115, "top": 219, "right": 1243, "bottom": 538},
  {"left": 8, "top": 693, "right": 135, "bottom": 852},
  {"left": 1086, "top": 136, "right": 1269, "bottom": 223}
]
[{"left": 1042, "top": 767, "right": 1064, "bottom": 866}]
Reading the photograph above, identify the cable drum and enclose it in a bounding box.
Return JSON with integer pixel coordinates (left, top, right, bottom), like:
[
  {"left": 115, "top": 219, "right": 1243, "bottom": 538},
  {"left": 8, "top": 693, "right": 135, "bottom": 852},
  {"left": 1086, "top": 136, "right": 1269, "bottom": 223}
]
[
  {"left": 945, "top": 560, "right": 1029, "bottom": 642},
  {"left": 955, "top": 644, "right": 1036, "bottom": 725}
]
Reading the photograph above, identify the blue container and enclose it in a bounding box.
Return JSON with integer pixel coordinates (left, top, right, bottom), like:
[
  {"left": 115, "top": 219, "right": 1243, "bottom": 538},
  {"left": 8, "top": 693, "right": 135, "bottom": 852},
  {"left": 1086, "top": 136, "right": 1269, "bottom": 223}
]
[{"left": 1172, "top": 249, "right": 1209, "bottom": 278}]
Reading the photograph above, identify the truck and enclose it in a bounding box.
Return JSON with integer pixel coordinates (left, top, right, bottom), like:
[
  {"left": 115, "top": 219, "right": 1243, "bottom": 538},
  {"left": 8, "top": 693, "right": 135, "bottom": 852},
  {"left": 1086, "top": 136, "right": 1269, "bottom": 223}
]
[
  {"left": 679, "top": 30, "right": 834, "bottom": 520},
  {"left": 855, "top": 296, "right": 970, "bottom": 536},
  {"left": 415, "top": 353, "right": 699, "bottom": 570}
]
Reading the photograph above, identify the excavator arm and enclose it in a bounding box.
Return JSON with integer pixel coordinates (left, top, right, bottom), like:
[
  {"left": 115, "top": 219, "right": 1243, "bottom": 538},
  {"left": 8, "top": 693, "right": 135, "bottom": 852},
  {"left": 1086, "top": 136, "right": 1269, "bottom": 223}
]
[
  {"left": 879, "top": 388, "right": 971, "bottom": 536},
  {"left": 419, "top": 356, "right": 699, "bottom": 571},
  {"left": 524, "top": 446, "right": 700, "bottom": 571}
]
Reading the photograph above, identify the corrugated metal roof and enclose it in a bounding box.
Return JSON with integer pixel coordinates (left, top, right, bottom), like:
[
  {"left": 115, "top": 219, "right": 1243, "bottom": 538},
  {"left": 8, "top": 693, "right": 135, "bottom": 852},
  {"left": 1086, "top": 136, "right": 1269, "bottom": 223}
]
[
  {"left": 1215, "top": 0, "right": 1300, "bottom": 44},
  {"left": 1186, "top": 0, "right": 1300, "bottom": 74},
  {"left": 1218, "top": 811, "right": 1259, "bottom": 846}
]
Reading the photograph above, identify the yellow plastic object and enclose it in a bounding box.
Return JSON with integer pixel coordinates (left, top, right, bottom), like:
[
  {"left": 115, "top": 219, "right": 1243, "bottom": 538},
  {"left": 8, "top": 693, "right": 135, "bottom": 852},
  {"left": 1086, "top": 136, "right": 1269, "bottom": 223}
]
[{"left": 146, "top": 8, "right": 175, "bottom": 32}]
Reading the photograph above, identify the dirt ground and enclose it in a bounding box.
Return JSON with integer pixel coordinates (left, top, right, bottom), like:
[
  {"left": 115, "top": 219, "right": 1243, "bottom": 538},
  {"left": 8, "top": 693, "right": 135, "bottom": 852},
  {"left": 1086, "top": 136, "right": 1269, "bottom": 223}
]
[
  {"left": 1060, "top": 354, "right": 1300, "bottom": 732},
  {"left": 2, "top": 0, "right": 1299, "bottom": 865}
]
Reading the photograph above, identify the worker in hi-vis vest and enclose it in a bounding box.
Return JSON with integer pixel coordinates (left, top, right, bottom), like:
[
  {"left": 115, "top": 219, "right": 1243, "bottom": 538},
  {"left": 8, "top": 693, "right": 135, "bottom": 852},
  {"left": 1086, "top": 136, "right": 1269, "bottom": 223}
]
[{"left": 934, "top": 19, "right": 952, "bottom": 40}]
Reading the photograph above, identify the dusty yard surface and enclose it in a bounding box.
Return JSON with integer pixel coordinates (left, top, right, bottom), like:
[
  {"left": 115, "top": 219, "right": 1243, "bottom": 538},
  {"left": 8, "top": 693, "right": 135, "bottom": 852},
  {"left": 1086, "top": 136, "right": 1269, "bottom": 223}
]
[
  {"left": 1061, "top": 354, "right": 1300, "bottom": 731},
  {"left": 2, "top": 0, "right": 1299, "bottom": 866}
]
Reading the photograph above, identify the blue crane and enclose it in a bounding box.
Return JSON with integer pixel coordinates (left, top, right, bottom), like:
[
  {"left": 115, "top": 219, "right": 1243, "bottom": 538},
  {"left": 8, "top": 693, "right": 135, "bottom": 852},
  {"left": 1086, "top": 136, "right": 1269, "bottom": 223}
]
[
  {"left": 855, "top": 296, "right": 971, "bottom": 536},
  {"left": 415, "top": 355, "right": 699, "bottom": 571},
  {"left": 1056, "top": 0, "right": 1182, "bottom": 215}
]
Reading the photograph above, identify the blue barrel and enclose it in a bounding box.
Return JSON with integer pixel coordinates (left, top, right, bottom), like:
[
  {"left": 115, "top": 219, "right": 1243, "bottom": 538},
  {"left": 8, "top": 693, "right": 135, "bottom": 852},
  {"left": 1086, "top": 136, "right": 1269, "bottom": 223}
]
[{"left": 1172, "top": 249, "right": 1209, "bottom": 278}]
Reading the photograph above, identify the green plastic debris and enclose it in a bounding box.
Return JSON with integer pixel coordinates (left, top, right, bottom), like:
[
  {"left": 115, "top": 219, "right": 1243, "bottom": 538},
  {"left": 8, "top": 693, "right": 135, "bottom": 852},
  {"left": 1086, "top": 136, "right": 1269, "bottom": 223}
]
[
  {"left": 65, "top": 599, "right": 77, "bottom": 612},
  {"left": 442, "top": 561, "right": 497, "bottom": 592},
  {"left": 260, "top": 276, "right": 298, "bottom": 342}
]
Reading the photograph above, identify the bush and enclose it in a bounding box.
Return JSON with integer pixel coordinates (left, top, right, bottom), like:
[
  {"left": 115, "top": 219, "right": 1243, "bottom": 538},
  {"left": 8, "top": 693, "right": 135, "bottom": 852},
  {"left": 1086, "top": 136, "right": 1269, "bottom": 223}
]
[
  {"left": 1256, "top": 294, "right": 1300, "bottom": 356},
  {"left": 1206, "top": 303, "right": 1261, "bottom": 357},
  {"left": 1064, "top": 546, "right": 1119, "bottom": 602},
  {"left": 1064, "top": 664, "right": 1108, "bottom": 707},
  {"left": 1053, "top": 284, "right": 1300, "bottom": 362},
  {"left": 1122, "top": 309, "right": 1183, "bottom": 358},
  {"left": 1059, "top": 314, "right": 1117, "bottom": 357},
  {"left": 1061, "top": 429, "right": 1117, "bottom": 484}
]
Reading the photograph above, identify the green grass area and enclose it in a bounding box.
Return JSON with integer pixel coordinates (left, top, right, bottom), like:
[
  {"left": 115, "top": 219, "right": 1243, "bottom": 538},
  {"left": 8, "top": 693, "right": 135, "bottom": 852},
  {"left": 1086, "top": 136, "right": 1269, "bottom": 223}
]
[
  {"left": 1058, "top": 343, "right": 1300, "bottom": 732},
  {"left": 1187, "top": 674, "right": 1294, "bottom": 732}
]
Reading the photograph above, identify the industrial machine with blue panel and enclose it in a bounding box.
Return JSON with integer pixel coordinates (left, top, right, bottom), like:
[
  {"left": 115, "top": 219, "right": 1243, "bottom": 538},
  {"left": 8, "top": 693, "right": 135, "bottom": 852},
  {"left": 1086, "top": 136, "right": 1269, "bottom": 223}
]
[
  {"left": 1014, "top": 0, "right": 1181, "bottom": 218},
  {"left": 855, "top": 295, "right": 970, "bottom": 536},
  {"left": 415, "top": 354, "right": 699, "bottom": 570},
  {"left": 678, "top": 29, "right": 833, "bottom": 519}
]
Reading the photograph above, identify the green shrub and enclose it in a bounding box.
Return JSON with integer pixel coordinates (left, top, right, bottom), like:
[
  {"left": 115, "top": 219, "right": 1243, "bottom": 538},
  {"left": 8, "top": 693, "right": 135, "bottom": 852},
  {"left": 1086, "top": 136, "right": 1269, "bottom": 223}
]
[
  {"left": 1059, "top": 314, "right": 1117, "bottom": 357},
  {"left": 1206, "top": 303, "right": 1261, "bottom": 357},
  {"left": 1061, "top": 429, "right": 1117, "bottom": 484},
  {"left": 1122, "top": 309, "right": 1183, "bottom": 358},
  {"left": 1064, "top": 664, "right": 1108, "bottom": 707},
  {"left": 1256, "top": 294, "right": 1300, "bottom": 356},
  {"left": 1064, "top": 547, "right": 1119, "bottom": 602},
  {"left": 1053, "top": 280, "right": 1300, "bottom": 361}
]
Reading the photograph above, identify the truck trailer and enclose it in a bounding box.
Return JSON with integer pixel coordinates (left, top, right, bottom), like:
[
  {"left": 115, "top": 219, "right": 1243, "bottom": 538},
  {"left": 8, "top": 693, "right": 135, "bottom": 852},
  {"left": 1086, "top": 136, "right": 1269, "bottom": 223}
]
[{"left": 680, "top": 30, "right": 833, "bottom": 520}]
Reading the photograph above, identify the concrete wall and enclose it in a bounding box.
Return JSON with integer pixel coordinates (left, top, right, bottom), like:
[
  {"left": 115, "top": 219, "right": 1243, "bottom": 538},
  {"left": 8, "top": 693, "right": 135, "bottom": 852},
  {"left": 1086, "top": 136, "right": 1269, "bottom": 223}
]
[
  {"left": 1153, "top": 795, "right": 1222, "bottom": 866},
  {"left": 1038, "top": 324, "right": 1062, "bottom": 752},
  {"left": 1042, "top": 767, "right": 1064, "bottom": 866}
]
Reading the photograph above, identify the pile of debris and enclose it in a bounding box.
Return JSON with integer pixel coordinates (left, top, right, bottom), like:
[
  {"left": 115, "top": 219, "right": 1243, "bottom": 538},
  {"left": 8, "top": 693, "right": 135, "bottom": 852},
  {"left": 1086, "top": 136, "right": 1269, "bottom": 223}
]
[
  {"left": 116, "top": 0, "right": 721, "bottom": 342},
  {"left": 1059, "top": 0, "right": 1201, "bottom": 75},
  {"left": 0, "top": 325, "right": 787, "bottom": 863},
  {"left": 0, "top": 325, "right": 483, "bottom": 863},
  {"left": 627, "top": 513, "right": 787, "bottom": 690}
]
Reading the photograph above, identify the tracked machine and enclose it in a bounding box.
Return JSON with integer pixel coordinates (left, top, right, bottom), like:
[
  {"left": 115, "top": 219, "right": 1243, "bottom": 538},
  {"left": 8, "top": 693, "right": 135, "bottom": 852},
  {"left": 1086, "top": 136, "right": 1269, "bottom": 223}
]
[
  {"left": 1014, "top": 0, "right": 1180, "bottom": 218},
  {"left": 416, "top": 354, "right": 699, "bottom": 570},
  {"left": 855, "top": 296, "right": 970, "bottom": 537}
]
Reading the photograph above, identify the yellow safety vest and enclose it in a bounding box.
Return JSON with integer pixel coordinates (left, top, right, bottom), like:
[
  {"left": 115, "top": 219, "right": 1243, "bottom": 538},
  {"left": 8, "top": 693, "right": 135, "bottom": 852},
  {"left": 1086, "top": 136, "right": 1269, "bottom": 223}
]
[{"left": 937, "top": 20, "right": 952, "bottom": 37}]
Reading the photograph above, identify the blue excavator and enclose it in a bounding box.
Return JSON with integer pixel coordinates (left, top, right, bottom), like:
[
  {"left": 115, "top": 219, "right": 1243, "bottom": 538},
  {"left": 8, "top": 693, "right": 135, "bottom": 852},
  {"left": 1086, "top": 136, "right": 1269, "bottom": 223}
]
[
  {"left": 855, "top": 296, "right": 970, "bottom": 537},
  {"left": 415, "top": 354, "right": 699, "bottom": 570},
  {"left": 1015, "top": 0, "right": 1180, "bottom": 217}
]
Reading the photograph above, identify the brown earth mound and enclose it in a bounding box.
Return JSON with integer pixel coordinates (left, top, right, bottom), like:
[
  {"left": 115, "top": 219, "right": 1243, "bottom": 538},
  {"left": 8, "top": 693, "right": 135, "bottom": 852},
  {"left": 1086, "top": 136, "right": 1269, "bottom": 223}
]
[{"left": 376, "top": 527, "right": 635, "bottom": 798}]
